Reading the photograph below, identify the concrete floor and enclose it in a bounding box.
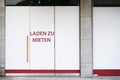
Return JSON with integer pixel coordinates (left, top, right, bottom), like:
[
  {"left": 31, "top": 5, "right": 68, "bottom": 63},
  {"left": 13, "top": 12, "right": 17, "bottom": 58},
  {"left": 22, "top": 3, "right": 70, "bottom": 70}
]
[{"left": 0, "top": 77, "right": 120, "bottom": 80}]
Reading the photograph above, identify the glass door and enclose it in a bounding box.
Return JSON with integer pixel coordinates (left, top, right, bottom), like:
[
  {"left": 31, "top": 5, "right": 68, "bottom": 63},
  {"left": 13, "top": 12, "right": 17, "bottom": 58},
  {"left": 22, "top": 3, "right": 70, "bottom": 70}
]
[
  {"left": 93, "top": 0, "right": 120, "bottom": 76},
  {"left": 5, "top": 7, "right": 30, "bottom": 76},
  {"left": 55, "top": 6, "right": 80, "bottom": 76},
  {"left": 29, "top": 6, "right": 55, "bottom": 76},
  {"left": 5, "top": 0, "right": 80, "bottom": 76}
]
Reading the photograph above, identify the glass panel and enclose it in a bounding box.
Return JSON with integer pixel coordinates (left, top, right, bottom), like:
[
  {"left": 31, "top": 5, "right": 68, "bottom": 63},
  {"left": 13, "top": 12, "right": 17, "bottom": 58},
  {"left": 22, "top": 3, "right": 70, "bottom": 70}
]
[
  {"left": 93, "top": 7, "right": 120, "bottom": 76},
  {"left": 5, "top": 7, "right": 29, "bottom": 76},
  {"left": 6, "top": 0, "right": 79, "bottom": 6},
  {"left": 94, "top": 0, "right": 120, "bottom": 6},
  {"left": 55, "top": 6, "right": 80, "bottom": 76},
  {"left": 55, "top": 0, "right": 79, "bottom": 6},
  {"left": 30, "top": 7, "right": 55, "bottom": 76},
  {"left": 6, "top": 0, "right": 30, "bottom": 6}
]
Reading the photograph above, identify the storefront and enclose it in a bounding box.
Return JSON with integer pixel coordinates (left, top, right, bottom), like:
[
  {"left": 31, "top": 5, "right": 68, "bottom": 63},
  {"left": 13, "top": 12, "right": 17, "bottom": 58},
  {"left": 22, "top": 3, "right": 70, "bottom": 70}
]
[
  {"left": 5, "top": 0, "right": 80, "bottom": 76},
  {"left": 0, "top": 0, "right": 119, "bottom": 79},
  {"left": 93, "top": 0, "right": 120, "bottom": 76}
]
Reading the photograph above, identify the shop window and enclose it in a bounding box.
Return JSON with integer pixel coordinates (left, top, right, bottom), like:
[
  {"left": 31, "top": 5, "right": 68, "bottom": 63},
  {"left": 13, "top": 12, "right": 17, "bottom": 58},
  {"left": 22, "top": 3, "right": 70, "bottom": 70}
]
[
  {"left": 93, "top": 0, "right": 120, "bottom": 76},
  {"left": 6, "top": 0, "right": 79, "bottom": 6}
]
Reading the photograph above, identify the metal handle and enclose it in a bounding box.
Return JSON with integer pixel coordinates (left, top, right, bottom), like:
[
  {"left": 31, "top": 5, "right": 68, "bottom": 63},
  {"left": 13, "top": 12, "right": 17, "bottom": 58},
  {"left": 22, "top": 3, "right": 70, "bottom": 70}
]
[{"left": 26, "top": 35, "right": 28, "bottom": 62}]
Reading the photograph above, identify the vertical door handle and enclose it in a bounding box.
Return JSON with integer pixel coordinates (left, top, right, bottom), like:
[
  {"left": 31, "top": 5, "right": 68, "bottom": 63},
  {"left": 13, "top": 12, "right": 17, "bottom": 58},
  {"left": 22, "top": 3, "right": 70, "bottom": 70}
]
[{"left": 26, "top": 35, "right": 29, "bottom": 62}]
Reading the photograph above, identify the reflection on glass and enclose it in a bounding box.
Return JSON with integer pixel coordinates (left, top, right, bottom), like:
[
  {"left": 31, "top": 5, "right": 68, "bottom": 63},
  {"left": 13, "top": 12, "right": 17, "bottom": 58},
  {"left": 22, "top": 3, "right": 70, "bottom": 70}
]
[
  {"left": 6, "top": 0, "right": 79, "bottom": 6},
  {"left": 94, "top": 0, "right": 120, "bottom": 6},
  {"left": 16, "top": 0, "right": 30, "bottom": 6},
  {"left": 16, "top": 0, "right": 54, "bottom": 6},
  {"left": 55, "top": 0, "right": 79, "bottom": 6}
]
